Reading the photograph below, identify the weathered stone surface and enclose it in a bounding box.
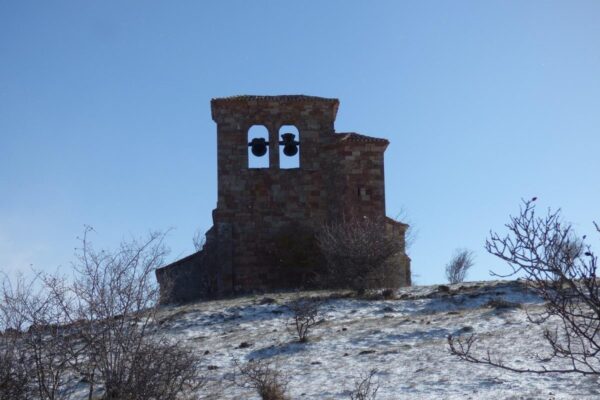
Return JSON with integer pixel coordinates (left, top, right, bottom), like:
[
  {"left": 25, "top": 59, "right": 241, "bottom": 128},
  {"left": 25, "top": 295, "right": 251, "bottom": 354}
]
[{"left": 156, "top": 95, "right": 411, "bottom": 303}]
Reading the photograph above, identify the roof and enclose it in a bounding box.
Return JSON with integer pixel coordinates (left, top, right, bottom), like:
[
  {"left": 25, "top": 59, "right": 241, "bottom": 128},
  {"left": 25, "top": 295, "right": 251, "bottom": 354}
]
[
  {"left": 336, "top": 132, "right": 389, "bottom": 145},
  {"left": 156, "top": 251, "right": 203, "bottom": 273},
  {"left": 386, "top": 216, "right": 409, "bottom": 229},
  {"left": 211, "top": 95, "right": 339, "bottom": 104}
]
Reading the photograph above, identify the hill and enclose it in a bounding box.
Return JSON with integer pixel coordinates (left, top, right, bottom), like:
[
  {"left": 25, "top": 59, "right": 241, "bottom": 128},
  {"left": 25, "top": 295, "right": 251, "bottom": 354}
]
[{"left": 64, "top": 280, "right": 596, "bottom": 399}]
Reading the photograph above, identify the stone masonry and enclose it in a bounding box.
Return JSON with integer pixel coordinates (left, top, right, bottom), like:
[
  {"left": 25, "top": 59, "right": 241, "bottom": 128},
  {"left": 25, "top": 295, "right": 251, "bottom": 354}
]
[{"left": 155, "top": 95, "right": 411, "bottom": 303}]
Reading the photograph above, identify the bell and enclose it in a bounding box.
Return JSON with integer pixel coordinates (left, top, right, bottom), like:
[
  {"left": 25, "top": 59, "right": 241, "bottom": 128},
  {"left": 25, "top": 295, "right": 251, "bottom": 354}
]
[
  {"left": 249, "top": 138, "right": 268, "bottom": 157},
  {"left": 283, "top": 143, "right": 298, "bottom": 157},
  {"left": 279, "top": 133, "right": 299, "bottom": 157}
]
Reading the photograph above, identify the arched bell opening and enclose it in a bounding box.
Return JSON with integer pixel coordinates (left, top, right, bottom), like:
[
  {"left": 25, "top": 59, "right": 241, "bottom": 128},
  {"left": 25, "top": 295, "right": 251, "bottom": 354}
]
[
  {"left": 248, "top": 125, "right": 270, "bottom": 169},
  {"left": 278, "top": 125, "right": 300, "bottom": 169}
]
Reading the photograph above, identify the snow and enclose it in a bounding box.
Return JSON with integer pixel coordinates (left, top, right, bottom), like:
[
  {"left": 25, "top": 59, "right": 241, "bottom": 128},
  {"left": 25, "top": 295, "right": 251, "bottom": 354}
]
[{"left": 67, "top": 280, "right": 600, "bottom": 399}]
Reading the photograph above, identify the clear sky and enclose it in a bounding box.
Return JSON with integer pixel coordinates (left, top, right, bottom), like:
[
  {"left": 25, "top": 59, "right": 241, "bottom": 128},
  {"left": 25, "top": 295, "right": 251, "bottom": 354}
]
[{"left": 1, "top": 1, "right": 599, "bottom": 284}]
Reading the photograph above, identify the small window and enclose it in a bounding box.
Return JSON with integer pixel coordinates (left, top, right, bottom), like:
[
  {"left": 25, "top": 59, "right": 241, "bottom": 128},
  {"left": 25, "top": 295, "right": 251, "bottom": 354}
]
[
  {"left": 358, "top": 186, "right": 370, "bottom": 201},
  {"left": 278, "top": 125, "right": 300, "bottom": 169},
  {"left": 248, "top": 125, "right": 269, "bottom": 169}
]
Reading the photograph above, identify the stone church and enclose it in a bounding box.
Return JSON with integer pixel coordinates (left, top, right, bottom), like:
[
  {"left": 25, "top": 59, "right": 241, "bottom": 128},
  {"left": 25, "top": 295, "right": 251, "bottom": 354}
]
[{"left": 156, "top": 95, "right": 410, "bottom": 302}]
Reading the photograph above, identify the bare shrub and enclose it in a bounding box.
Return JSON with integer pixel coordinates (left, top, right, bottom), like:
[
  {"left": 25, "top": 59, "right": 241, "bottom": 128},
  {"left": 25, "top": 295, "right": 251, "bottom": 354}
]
[
  {"left": 0, "top": 336, "right": 29, "bottom": 400},
  {"left": 0, "top": 276, "right": 31, "bottom": 400},
  {"left": 445, "top": 249, "right": 475, "bottom": 284},
  {"left": 61, "top": 227, "right": 204, "bottom": 399},
  {"left": 448, "top": 198, "right": 600, "bottom": 375},
  {"left": 316, "top": 217, "right": 403, "bottom": 294},
  {"left": 349, "top": 368, "right": 379, "bottom": 400},
  {"left": 552, "top": 235, "right": 584, "bottom": 278},
  {"left": 235, "top": 358, "right": 289, "bottom": 400},
  {"left": 0, "top": 273, "right": 73, "bottom": 400},
  {"left": 1, "top": 227, "right": 204, "bottom": 400},
  {"left": 102, "top": 338, "right": 203, "bottom": 400},
  {"left": 286, "top": 296, "right": 320, "bottom": 343}
]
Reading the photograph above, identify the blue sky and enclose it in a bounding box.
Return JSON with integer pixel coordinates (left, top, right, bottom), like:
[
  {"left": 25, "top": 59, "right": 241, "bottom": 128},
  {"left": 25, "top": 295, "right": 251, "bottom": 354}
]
[{"left": 1, "top": 1, "right": 599, "bottom": 284}]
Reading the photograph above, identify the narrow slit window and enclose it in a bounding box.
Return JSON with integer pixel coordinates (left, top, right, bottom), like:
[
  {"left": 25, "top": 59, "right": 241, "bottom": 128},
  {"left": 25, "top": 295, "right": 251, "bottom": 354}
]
[
  {"left": 248, "top": 125, "right": 269, "bottom": 169},
  {"left": 278, "top": 125, "right": 300, "bottom": 169},
  {"left": 358, "top": 186, "right": 370, "bottom": 201}
]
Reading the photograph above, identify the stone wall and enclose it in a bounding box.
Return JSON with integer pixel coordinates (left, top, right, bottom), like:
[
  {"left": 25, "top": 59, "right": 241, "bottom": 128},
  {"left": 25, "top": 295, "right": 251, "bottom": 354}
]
[{"left": 156, "top": 95, "right": 411, "bottom": 303}]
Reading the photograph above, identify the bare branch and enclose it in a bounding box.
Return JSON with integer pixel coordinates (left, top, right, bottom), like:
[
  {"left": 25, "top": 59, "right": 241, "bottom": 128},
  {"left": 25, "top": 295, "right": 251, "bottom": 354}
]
[
  {"left": 286, "top": 296, "right": 321, "bottom": 343},
  {"left": 316, "top": 216, "right": 403, "bottom": 294},
  {"left": 445, "top": 249, "right": 475, "bottom": 284},
  {"left": 349, "top": 368, "right": 379, "bottom": 400},
  {"left": 1, "top": 228, "right": 205, "bottom": 399},
  {"left": 234, "top": 358, "right": 289, "bottom": 400},
  {"left": 449, "top": 198, "right": 600, "bottom": 376}
]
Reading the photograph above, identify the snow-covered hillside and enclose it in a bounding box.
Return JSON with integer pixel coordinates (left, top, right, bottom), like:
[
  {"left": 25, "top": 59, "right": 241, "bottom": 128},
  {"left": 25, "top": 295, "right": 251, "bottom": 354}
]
[{"left": 71, "top": 281, "right": 600, "bottom": 399}]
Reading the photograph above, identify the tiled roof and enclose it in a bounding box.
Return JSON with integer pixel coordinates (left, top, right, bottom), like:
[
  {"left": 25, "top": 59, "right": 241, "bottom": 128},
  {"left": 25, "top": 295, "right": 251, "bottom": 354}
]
[
  {"left": 336, "top": 132, "right": 389, "bottom": 144},
  {"left": 386, "top": 216, "right": 409, "bottom": 228}
]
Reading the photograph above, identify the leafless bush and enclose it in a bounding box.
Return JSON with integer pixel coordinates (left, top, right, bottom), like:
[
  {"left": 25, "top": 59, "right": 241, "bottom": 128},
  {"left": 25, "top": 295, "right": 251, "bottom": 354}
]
[
  {"left": 101, "top": 338, "right": 203, "bottom": 400},
  {"left": 552, "top": 235, "right": 584, "bottom": 278},
  {"left": 235, "top": 358, "right": 289, "bottom": 400},
  {"left": 316, "top": 217, "right": 403, "bottom": 294},
  {"left": 0, "top": 273, "right": 73, "bottom": 400},
  {"left": 63, "top": 227, "right": 204, "bottom": 399},
  {"left": 0, "top": 276, "right": 31, "bottom": 400},
  {"left": 445, "top": 249, "right": 475, "bottom": 284},
  {"left": 286, "top": 296, "right": 320, "bottom": 343},
  {"left": 448, "top": 198, "right": 600, "bottom": 375},
  {"left": 1, "top": 227, "right": 205, "bottom": 400},
  {"left": 349, "top": 368, "right": 379, "bottom": 400},
  {"left": 0, "top": 337, "right": 29, "bottom": 400}
]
